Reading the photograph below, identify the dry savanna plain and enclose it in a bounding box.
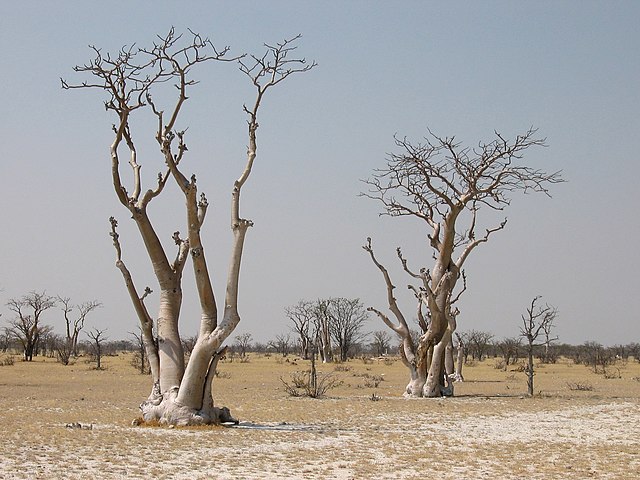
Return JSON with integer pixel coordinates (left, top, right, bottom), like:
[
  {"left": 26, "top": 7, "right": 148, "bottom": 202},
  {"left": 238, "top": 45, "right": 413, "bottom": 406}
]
[{"left": 0, "top": 351, "right": 639, "bottom": 479}]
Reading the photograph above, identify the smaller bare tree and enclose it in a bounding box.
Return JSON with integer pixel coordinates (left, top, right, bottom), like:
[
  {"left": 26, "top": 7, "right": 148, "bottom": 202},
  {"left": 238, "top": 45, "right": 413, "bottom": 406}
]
[
  {"left": 520, "top": 296, "right": 557, "bottom": 396},
  {"left": 466, "top": 330, "right": 494, "bottom": 362},
  {"left": 58, "top": 297, "right": 102, "bottom": 356},
  {"left": 130, "top": 328, "right": 152, "bottom": 374},
  {"left": 233, "top": 333, "right": 253, "bottom": 359},
  {"left": 370, "top": 330, "right": 392, "bottom": 356},
  {"left": 87, "top": 328, "right": 108, "bottom": 370},
  {"left": 327, "top": 297, "right": 369, "bottom": 362},
  {"left": 497, "top": 337, "right": 522, "bottom": 369},
  {"left": 268, "top": 333, "right": 291, "bottom": 357},
  {"left": 286, "top": 300, "right": 315, "bottom": 359}
]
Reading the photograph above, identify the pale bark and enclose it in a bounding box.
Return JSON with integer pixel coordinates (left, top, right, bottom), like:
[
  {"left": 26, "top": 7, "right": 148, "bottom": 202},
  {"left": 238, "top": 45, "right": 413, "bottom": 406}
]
[{"left": 453, "top": 333, "right": 465, "bottom": 382}]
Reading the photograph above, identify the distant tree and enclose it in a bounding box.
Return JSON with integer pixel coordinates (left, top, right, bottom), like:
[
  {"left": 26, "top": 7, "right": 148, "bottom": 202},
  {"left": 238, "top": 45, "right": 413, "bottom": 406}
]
[
  {"left": 58, "top": 296, "right": 102, "bottom": 356},
  {"left": 286, "top": 300, "right": 315, "bottom": 359},
  {"left": 181, "top": 335, "right": 199, "bottom": 357},
  {"left": 466, "top": 330, "right": 495, "bottom": 362},
  {"left": 35, "top": 326, "right": 55, "bottom": 358},
  {"left": 268, "top": 333, "right": 291, "bottom": 357},
  {"left": 363, "top": 128, "right": 562, "bottom": 397},
  {"left": 6, "top": 291, "right": 56, "bottom": 361},
  {"left": 233, "top": 333, "right": 253, "bottom": 359},
  {"left": 497, "top": 337, "right": 522, "bottom": 368},
  {"left": 327, "top": 297, "right": 368, "bottom": 362},
  {"left": 130, "top": 328, "right": 152, "bottom": 375},
  {"left": 520, "top": 296, "right": 557, "bottom": 396},
  {"left": 580, "top": 341, "right": 614, "bottom": 375},
  {"left": 87, "top": 328, "right": 108, "bottom": 369},
  {"left": 1, "top": 327, "right": 11, "bottom": 352},
  {"left": 53, "top": 334, "right": 74, "bottom": 365},
  {"left": 370, "top": 330, "right": 392, "bottom": 356},
  {"left": 285, "top": 299, "right": 333, "bottom": 362},
  {"left": 626, "top": 343, "right": 640, "bottom": 363}
]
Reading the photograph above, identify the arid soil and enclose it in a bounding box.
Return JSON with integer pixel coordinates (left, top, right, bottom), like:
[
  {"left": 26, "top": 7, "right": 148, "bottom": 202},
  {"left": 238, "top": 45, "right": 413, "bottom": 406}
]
[{"left": 0, "top": 353, "right": 638, "bottom": 479}]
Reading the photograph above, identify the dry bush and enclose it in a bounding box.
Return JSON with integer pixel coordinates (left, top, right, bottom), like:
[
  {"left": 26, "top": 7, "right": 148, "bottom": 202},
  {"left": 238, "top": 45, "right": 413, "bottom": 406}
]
[
  {"left": 280, "top": 370, "right": 343, "bottom": 398},
  {"left": 0, "top": 356, "right": 15, "bottom": 367},
  {"left": 360, "top": 373, "right": 384, "bottom": 388},
  {"left": 383, "top": 357, "right": 395, "bottom": 366},
  {"left": 334, "top": 364, "right": 352, "bottom": 372},
  {"left": 567, "top": 381, "right": 594, "bottom": 391},
  {"left": 604, "top": 367, "right": 621, "bottom": 379}
]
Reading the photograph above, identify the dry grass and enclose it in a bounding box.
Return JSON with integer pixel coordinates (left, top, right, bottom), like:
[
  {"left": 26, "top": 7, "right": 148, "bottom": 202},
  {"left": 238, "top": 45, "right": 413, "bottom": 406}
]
[{"left": 0, "top": 353, "right": 639, "bottom": 479}]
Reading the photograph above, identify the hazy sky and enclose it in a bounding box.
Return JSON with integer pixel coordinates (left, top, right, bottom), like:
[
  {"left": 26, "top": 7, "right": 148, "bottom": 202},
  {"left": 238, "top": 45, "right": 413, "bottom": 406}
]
[{"left": 1, "top": 1, "right": 638, "bottom": 346}]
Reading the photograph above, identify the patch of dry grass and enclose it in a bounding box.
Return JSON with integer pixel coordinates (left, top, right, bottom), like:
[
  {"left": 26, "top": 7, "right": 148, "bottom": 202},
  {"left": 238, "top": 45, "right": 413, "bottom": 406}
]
[{"left": 0, "top": 353, "right": 639, "bottom": 479}]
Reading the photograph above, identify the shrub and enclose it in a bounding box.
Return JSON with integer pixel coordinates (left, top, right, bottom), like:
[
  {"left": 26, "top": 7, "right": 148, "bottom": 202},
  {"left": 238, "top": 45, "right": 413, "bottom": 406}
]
[
  {"left": 0, "top": 356, "right": 15, "bottom": 367},
  {"left": 566, "top": 381, "right": 594, "bottom": 391},
  {"left": 280, "top": 371, "right": 343, "bottom": 399},
  {"left": 334, "top": 364, "right": 352, "bottom": 372},
  {"left": 362, "top": 373, "right": 384, "bottom": 388}
]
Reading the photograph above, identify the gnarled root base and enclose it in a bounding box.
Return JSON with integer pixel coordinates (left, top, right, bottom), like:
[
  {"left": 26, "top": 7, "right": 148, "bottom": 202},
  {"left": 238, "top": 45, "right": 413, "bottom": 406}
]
[
  {"left": 403, "top": 379, "right": 455, "bottom": 398},
  {"left": 139, "top": 389, "right": 238, "bottom": 426}
]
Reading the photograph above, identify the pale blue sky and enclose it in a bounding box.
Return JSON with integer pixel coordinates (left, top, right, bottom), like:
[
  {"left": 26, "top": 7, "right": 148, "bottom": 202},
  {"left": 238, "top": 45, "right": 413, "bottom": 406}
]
[{"left": 1, "top": 1, "right": 639, "bottom": 346}]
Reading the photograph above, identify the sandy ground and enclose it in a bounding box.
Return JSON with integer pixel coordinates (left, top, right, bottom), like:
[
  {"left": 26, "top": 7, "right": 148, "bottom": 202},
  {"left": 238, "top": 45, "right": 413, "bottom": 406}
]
[{"left": 0, "top": 354, "right": 639, "bottom": 479}]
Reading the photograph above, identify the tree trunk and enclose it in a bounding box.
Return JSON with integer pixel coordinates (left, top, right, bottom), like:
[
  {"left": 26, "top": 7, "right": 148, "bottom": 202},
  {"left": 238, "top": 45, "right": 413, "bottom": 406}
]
[
  {"left": 424, "top": 329, "right": 452, "bottom": 397},
  {"left": 400, "top": 345, "right": 427, "bottom": 397},
  {"left": 453, "top": 341, "right": 465, "bottom": 382},
  {"left": 156, "top": 289, "right": 184, "bottom": 392},
  {"left": 527, "top": 344, "right": 534, "bottom": 396}
]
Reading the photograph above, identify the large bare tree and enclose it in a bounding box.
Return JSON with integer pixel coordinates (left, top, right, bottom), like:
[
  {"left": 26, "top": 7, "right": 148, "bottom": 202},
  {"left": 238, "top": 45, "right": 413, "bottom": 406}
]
[
  {"left": 363, "top": 129, "right": 563, "bottom": 397},
  {"left": 64, "top": 29, "right": 314, "bottom": 425}
]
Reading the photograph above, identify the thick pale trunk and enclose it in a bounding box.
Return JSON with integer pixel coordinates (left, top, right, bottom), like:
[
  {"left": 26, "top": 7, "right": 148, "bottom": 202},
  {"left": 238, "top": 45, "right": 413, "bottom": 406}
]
[
  {"left": 424, "top": 329, "right": 452, "bottom": 397},
  {"left": 399, "top": 341, "right": 427, "bottom": 396},
  {"left": 157, "top": 290, "right": 184, "bottom": 392},
  {"left": 454, "top": 342, "right": 465, "bottom": 382},
  {"left": 445, "top": 337, "right": 455, "bottom": 377},
  {"left": 175, "top": 335, "right": 223, "bottom": 409}
]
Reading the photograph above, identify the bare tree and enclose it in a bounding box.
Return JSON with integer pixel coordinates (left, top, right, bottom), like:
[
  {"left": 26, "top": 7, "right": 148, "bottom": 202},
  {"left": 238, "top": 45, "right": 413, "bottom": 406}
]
[
  {"left": 58, "top": 297, "right": 102, "bottom": 356},
  {"left": 6, "top": 292, "right": 57, "bottom": 361},
  {"left": 327, "top": 297, "right": 368, "bottom": 362},
  {"left": 466, "top": 330, "right": 495, "bottom": 362},
  {"left": 520, "top": 296, "right": 558, "bottom": 396},
  {"left": 363, "top": 129, "right": 562, "bottom": 397},
  {"left": 87, "top": 328, "right": 108, "bottom": 370},
  {"left": 497, "top": 336, "right": 522, "bottom": 368},
  {"left": 233, "top": 333, "right": 253, "bottom": 359},
  {"left": 0, "top": 327, "right": 12, "bottom": 353},
  {"left": 286, "top": 300, "right": 315, "bottom": 359},
  {"left": 371, "top": 330, "right": 392, "bottom": 356},
  {"left": 130, "top": 327, "right": 152, "bottom": 374},
  {"left": 64, "top": 29, "right": 314, "bottom": 425},
  {"left": 268, "top": 333, "right": 291, "bottom": 356}
]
